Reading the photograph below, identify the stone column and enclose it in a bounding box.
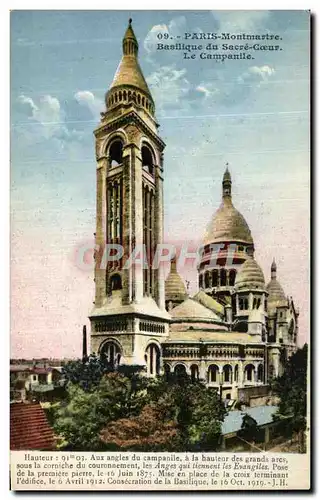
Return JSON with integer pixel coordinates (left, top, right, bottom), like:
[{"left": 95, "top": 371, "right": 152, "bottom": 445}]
[
  {"left": 249, "top": 292, "right": 253, "bottom": 310},
  {"left": 121, "top": 150, "right": 132, "bottom": 305},
  {"left": 95, "top": 156, "right": 107, "bottom": 307},
  {"left": 133, "top": 145, "right": 143, "bottom": 302},
  {"left": 154, "top": 160, "right": 165, "bottom": 310}
]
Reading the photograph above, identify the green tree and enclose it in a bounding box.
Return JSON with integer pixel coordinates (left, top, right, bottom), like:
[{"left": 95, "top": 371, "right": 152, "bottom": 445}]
[
  {"left": 141, "top": 373, "right": 226, "bottom": 451},
  {"left": 54, "top": 371, "right": 149, "bottom": 451},
  {"left": 272, "top": 344, "right": 308, "bottom": 452},
  {"left": 238, "top": 414, "right": 259, "bottom": 444}
]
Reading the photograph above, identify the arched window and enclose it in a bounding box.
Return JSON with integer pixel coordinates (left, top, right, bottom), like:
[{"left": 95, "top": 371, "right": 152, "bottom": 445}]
[
  {"left": 190, "top": 364, "right": 199, "bottom": 382},
  {"left": 138, "top": 94, "right": 141, "bottom": 104},
  {"left": 199, "top": 274, "right": 203, "bottom": 288},
  {"left": 141, "top": 145, "right": 154, "bottom": 175},
  {"left": 212, "top": 269, "right": 218, "bottom": 287},
  {"left": 257, "top": 364, "right": 264, "bottom": 382},
  {"left": 205, "top": 272, "right": 210, "bottom": 288},
  {"left": 208, "top": 364, "right": 219, "bottom": 383},
  {"left": 109, "top": 140, "right": 123, "bottom": 167},
  {"left": 145, "top": 343, "right": 161, "bottom": 376},
  {"left": 110, "top": 274, "right": 122, "bottom": 291},
  {"left": 123, "top": 90, "right": 127, "bottom": 101},
  {"left": 223, "top": 365, "right": 232, "bottom": 383},
  {"left": 234, "top": 364, "right": 239, "bottom": 382},
  {"left": 119, "top": 91, "right": 122, "bottom": 101},
  {"left": 220, "top": 268, "right": 227, "bottom": 286},
  {"left": 245, "top": 364, "right": 255, "bottom": 382},
  {"left": 100, "top": 341, "right": 121, "bottom": 369},
  {"left": 174, "top": 364, "right": 187, "bottom": 377},
  {"left": 229, "top": 269, "right": 236, "bottom": 286}
]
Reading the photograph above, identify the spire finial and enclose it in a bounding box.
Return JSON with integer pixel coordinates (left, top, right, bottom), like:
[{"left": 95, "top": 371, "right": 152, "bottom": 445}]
[
  {"left": 222, "top": 163, "right": 232, "bottom": 200},
  {"left": 123, "top": 18, "right": 138, "bottom": 56},
  {"left": 271, "top": 258, "right": 277, "bottom": 279}
]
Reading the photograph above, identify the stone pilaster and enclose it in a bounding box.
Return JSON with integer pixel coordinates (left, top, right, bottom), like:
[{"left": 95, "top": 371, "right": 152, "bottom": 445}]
[{"left": 95, "top": 157, "right": 107, "bottom": 307}]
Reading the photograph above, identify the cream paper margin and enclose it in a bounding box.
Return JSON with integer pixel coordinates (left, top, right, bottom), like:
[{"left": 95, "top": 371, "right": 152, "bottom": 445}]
[{"left": 10, "top": 451, "right": 310, "bottom": 491}]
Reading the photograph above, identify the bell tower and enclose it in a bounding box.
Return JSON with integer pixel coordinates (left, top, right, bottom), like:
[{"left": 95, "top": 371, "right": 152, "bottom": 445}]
[{"left": 89, "top": 20, "right": 170, "bottom": 371}]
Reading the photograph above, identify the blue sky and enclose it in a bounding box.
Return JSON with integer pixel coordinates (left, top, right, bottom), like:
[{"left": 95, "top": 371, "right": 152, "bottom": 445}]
[{"left": 11, "top": 10, "right": 309, "bottom": 358}]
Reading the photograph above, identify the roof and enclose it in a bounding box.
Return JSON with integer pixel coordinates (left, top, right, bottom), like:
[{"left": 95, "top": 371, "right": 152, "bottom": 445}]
[
  {"left": 222, "top": 405, "right": 278, "bottom": 436},
  {"left": 204, "top": 170, "right": 253, "bottom": 246},
  {"left": 235, "top": 257, "right": 265, "bottom": 291},
  {"left": 10, "top": 403, "right": 56, "bottom": 450},
  {"left": 165, "top": 259, "right": 187, "bottom": 303},
  {"left": 10, "top": 365, "right": 54, "bottom": 374},
  {"left": 170, "top": 298, "right": 223, "bottom": 322},
  {"left": 90, "top": 291, "right": 170, "bottom": 321},
  {"left": 204, "top": 198, "right": 253, "bottom": 246},
  {"left": 192, "top": 290, "right": 225, "bottom": 317},
  {"left": 267, "top": 279, "right": 286, "bottom": 303},
  {"left": 166, "top": 330, "right": 262, "bottom": 343},
  {"left": 108, "top": 20, "right": 153, "bottom": 100}
]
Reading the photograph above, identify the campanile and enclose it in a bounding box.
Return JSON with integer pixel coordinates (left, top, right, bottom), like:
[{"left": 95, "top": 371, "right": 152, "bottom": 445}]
[{"left": 89, "top": 20, "right": 170, "bottom": 372}]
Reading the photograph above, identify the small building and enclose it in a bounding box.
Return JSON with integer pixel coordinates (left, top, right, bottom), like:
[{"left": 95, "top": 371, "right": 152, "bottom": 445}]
[
  {"left": 221, "top": 405, "right": 292, "bottom": 451},
  {"left": 10, "top": 402, "right": 56, "bottom": 450},
  {"left": 10, "top": 364, "right": 63, "bottom": 402}
]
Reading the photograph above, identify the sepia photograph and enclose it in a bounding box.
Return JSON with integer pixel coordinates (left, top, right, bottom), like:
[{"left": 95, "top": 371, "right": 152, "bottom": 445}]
[{"left": 10, "top": 9, "right": 310, "bottom": 490}]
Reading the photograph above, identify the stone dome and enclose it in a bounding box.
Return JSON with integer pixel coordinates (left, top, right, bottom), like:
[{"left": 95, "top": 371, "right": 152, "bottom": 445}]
[
  {"left": 165, "top": 259, "right": 187, "bottom": 303},
  {"left": 266, "top": 259, "right": 286, "bottom": 303},
  {"left": 235, "top": 257, "right": 265, "bottom": 290},
  {"left": 204, "top": 200, "right": 254, "bottom": 246},
  {"left": 106, "top": 19, "right": 153, "bottom": 104},
  {"left": 203, "top": 168, "right": 253, "bottom": 246}
]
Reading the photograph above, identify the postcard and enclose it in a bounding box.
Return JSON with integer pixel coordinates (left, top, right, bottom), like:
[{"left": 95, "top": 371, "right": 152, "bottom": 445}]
[{"left": 10, "top": 10, "right": 310, "bottom": 491}]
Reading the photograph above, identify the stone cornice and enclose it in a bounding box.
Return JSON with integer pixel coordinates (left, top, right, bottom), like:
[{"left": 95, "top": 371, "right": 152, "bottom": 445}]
[{"left": 95, "top": 110, "right": 166, "bottom": 151}]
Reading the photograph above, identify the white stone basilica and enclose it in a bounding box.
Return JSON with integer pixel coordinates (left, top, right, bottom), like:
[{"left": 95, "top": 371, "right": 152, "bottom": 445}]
[{"left": 89, "top": 21, "right": 298, "bottom": 404}]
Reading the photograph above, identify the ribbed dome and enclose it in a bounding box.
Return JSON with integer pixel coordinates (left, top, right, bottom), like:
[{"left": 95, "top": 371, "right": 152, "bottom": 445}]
[
  {"left": 204, "top": 200, "right": 254, "bottom": 245},
  {"left": 204, "top": 168, "right": 253, "bottom": 246},
  {"left": 165, "top": 259, "right": 187, "bottom": 303},
  {"left": 266, "top": 260, "right": 286, "bottom": 302},
  {"left": 107, "top": 19, "right": 153, "bottom": 101},
  {"left": 235, "top": 257, "right": 265, "bottom": 290},
  {"left": 267, "top": 279, "right": 286, "bottom": 302}
]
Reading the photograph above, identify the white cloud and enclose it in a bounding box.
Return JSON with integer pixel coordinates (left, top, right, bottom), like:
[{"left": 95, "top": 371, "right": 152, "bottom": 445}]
[
  {"left": 213, "top": 10, "right": 271, "bottom": 33},
  {"left": 18, "top": 94, "right": 67, "bottom": 141},
  {"left": 144, "top": 16, "right": 187, "bottom": 54},
  {"left": 146, "top": 65, "right": 190, "bottom": 111},
  {"left": 74, "top": 90, "right": 103, "bottom": 119},
  {"left": 196, "top": 83, "right": 220, "bottom": 99},
  {"left": 238, "top": 65, "right": 275, "bottom": 85}
]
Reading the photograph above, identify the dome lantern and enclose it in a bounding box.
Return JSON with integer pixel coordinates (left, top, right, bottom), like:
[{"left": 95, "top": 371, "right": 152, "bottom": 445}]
[
  {"left": 203, "top": 168, "right": 254, "bottom": 246},
  {"left": 105, "top": 19, "right": 154, "bottom": 114}
]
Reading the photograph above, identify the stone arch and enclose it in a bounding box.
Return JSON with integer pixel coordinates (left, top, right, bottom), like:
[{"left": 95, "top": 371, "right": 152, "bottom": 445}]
[
  {"left": 99, "top": 338, "right": 122, "bottom": 368},
  {"left": 204, "top": 271, "right": 210, "bottom": 288},
  {"left": 223, "top": 364, "right": 232, "bottom": 383},
  {"left": 109, "top": 273, "right": 122, "bottom": 292},
  {"left": 208, "top": 364, "right": 220, "bottom": 383},
  {"left": 244, "top": 363, "right": 255, "bottom": 382},
  {"left": 190, "top": 364, "right": 199, "bottom": 382},
  {"left": 257, "top": 363, "right": 264, "bottom": 382},
  {"left": 220, "top": 268, "right": 227, "bottom": 286},
  {"left": 173, "top": 363, "right": 187, "bottom": 376},
  {"left": 145, "top": 342, "right": 161, "bottom": 376},
  {"left": 100, "top": 130, "right": 128, "bottom": 160},
  {"left": 234, "top": 364, "right": 239, "bottom": 382},
  {"left": 212, "top": 269, "right": 219, "bottom": 287},
  {"left": 229, "top": 269, "right": 236, "bottom": 286}
]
